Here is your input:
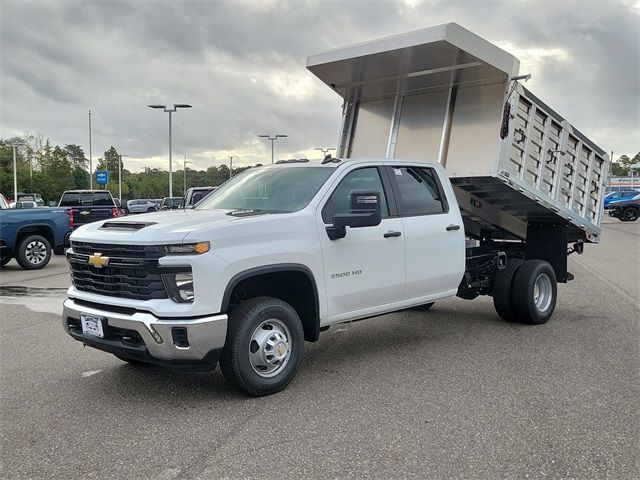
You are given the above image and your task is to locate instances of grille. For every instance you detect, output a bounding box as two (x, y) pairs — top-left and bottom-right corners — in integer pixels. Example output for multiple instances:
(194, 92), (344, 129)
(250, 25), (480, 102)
(71, 241), (163, 259)
(68, 241), (169, 300)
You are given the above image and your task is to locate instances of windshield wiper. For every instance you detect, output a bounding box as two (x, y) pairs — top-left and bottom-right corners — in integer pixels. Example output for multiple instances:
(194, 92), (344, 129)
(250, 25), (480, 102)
(226, 209), (269, 217)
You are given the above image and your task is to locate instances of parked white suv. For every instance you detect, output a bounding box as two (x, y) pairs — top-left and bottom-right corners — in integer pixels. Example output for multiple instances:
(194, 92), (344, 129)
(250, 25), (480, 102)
(126, 199), (159, 214)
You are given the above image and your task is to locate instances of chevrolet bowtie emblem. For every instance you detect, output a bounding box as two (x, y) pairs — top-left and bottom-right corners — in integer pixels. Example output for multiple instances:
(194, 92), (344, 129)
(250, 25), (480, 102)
(80, 210), (90, 215)
(88, 253), (109, 268)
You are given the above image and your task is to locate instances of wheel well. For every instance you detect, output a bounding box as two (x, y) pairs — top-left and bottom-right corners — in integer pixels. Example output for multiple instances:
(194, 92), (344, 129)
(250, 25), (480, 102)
(224, 268), (320, 342)
(16, 225), (54, 248)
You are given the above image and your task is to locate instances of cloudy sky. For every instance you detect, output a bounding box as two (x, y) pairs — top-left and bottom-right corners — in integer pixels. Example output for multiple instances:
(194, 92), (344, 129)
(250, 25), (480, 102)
(1, 0), (639, 172)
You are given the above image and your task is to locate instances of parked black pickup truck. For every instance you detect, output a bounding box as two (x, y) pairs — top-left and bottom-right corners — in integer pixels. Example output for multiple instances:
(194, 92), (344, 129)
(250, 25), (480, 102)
(58, 190), (118, 228)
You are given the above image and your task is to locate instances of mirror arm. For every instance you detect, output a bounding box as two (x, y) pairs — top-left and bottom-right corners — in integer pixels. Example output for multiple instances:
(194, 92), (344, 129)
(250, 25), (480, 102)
(325, 225), (346, 241)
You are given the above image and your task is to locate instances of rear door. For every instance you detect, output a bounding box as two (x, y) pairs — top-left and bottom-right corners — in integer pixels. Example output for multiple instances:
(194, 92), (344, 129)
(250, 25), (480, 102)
(317, 165), (405, 319)
(60, 192), (114, 227)
(385, 164), (465, 300)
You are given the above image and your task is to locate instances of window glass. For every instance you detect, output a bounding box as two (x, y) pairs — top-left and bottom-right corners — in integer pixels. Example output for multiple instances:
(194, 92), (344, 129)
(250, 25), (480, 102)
(197, 167), (334, 213)
(392, 167), (445, 215)
(322, 167), (388, 223)
(59, 193), (81, 206)
(93, 192), (114, 206)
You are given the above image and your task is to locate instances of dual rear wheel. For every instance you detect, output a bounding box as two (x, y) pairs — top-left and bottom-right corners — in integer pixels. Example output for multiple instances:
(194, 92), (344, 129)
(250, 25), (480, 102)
(493, 259), (557, 325)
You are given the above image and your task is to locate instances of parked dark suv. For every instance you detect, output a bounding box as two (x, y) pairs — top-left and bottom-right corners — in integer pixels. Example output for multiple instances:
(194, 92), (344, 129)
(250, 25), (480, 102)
(58, 190), (118, 228)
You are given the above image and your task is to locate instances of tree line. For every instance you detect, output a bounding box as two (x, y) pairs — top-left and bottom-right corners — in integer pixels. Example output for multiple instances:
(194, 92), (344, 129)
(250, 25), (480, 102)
(1, 133), (638, 203)
(0, 134), (250, 203)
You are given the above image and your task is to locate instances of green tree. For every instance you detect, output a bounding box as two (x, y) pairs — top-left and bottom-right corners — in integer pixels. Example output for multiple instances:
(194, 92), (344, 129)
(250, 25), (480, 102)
(65, 144), (88, 169)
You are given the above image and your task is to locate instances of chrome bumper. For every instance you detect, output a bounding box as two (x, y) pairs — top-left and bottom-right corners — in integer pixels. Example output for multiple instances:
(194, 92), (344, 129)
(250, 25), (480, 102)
(62, 297), (227, 363)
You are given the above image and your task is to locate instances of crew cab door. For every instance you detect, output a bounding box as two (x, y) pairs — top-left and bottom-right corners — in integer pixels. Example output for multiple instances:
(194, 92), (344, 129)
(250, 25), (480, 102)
(384, 164), (465, 300)
(317, 166), (405, 319)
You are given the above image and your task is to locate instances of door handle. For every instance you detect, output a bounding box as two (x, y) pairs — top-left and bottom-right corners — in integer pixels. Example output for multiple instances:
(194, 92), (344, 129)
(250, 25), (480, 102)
(446, 224), (460, 231)
(383, 231), (402, 238)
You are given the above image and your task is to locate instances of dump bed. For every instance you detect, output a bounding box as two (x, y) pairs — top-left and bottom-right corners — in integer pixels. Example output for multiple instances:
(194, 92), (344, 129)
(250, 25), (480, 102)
(307, 23), (609, 243)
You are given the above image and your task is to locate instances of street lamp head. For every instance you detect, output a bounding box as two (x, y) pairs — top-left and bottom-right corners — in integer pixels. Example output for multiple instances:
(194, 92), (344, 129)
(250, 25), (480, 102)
(148, 104), (166, 109)
(258, 135), (270, 138)
(276, 135), (287, 138)
(174, 104), (192, 109)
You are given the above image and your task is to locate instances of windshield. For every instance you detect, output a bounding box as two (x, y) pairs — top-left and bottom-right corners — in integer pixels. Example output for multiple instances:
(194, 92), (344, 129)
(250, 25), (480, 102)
(196, 166), (335, 213)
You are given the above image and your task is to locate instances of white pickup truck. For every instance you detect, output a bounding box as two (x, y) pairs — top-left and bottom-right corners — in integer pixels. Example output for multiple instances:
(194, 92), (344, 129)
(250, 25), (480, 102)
(62, 24), (609, 396)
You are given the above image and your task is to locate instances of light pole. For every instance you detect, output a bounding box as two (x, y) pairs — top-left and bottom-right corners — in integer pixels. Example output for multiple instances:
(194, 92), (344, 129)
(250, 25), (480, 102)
(10, 143), (25, 203)
(183, 154), (190, 196)
(148, 104), (192, 197)
(258, 134), (287, 164)
(315, 147), (336, 158)
(118, 154), (128, 201)
(88, 110), (93, 189)
(229, 156), (233, 179)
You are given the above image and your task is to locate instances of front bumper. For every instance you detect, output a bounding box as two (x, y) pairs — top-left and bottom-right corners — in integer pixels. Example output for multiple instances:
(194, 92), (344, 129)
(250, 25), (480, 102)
(62, 298), (228, 370)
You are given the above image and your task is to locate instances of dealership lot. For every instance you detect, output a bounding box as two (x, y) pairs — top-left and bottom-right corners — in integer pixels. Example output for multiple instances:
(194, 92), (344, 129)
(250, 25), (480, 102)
(0, 218), (638, 479)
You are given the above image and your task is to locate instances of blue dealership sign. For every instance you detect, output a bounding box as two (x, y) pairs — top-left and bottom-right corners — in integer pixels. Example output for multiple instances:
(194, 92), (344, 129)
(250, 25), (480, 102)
(95, 170), (108, 185)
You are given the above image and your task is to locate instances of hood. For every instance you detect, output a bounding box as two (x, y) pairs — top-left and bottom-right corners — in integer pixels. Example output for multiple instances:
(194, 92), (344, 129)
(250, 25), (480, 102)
(70, 209), (266, 244)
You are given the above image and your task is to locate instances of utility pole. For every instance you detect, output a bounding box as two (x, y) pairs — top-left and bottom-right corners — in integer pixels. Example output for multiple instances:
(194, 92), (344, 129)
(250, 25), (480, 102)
(183, 154), (190, 195)
(258, 134), (287, 163)
(315, 147), (336, 158)
(229, 156), (233, 179)
(10, 143), (25, 202)
(89, 110), (93, 189)
(118, 154), (128, 201)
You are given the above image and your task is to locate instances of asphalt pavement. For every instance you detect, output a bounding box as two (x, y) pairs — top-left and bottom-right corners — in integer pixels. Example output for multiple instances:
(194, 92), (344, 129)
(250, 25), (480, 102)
(0, 217), (638, 479)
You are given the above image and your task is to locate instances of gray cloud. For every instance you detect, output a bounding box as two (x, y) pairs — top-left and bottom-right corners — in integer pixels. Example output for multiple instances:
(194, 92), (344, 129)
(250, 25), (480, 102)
(1, 0), (638, 172)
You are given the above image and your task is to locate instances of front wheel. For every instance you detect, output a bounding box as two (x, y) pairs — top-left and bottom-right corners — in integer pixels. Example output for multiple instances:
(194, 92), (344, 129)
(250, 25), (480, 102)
(220, 296), (304, 396)
(512, 260), (557, 325)
(621, 207), (639, 222)
(16, 235), (52, 270)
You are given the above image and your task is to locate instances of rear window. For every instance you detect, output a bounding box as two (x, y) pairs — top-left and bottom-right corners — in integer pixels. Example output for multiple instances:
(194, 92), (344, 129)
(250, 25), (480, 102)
(59, 192), (114, 207)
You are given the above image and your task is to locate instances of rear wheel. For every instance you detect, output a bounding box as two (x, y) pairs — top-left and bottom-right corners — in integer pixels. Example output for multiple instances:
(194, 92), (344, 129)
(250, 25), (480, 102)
(512, 260), (557, 325)
(16, 235), (51, 270)
(146, 207), (155, 213)
(220, 296), (304, 396)
(492, 259), (523, 322)
(621, 207), (639, 222)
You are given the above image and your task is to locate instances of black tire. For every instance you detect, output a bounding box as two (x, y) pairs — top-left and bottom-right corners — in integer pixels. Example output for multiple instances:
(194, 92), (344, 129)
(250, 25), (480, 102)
(220, 296), (304, 397)
(492, 259), (523, 322)
(410, 302), (435, 311)
(512, 260), (557, 325)
(621, 207), (639, 222)
(0, 256), (11, 268)
(16, 235), (52, 270)
(147, 207), (155, 213)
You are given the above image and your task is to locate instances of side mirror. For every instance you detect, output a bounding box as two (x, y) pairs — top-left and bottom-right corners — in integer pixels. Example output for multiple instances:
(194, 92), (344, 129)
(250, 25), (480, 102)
(326, 189), (382, 240)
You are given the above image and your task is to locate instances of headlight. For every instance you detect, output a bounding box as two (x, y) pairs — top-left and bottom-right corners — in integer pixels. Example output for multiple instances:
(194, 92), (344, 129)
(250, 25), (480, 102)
(162, 242), (210, 255)
(162, 271), (194, 303)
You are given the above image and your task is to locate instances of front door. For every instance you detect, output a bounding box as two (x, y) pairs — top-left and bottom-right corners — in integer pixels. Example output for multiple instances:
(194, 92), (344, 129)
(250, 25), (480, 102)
(316, 166), (405, 320)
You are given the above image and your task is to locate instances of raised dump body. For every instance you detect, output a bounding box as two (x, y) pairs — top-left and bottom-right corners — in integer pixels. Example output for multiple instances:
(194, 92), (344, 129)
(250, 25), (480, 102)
(307, 23), (609, 244)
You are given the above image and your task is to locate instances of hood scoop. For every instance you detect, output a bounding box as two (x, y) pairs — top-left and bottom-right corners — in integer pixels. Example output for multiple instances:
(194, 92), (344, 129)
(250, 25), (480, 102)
(100, 221), (157, 231)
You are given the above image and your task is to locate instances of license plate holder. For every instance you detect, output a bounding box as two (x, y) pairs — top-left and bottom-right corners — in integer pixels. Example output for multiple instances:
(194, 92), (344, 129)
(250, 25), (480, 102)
(80, 314), (105, 338)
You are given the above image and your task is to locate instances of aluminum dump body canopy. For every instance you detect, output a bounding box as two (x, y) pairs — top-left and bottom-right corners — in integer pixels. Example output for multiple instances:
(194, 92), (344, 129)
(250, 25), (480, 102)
(307, 23), (609, 243)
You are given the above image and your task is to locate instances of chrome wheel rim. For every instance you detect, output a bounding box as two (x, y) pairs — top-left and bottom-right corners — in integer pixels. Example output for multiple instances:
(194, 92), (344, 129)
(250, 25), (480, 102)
(25, 241), (47, 265)
(249, 319), (291, 378)
(533, 273), (553, 312)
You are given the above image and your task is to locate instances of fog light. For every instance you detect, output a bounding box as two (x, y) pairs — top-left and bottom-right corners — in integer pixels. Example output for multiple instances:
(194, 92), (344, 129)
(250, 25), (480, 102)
(162, 272), (194, 303)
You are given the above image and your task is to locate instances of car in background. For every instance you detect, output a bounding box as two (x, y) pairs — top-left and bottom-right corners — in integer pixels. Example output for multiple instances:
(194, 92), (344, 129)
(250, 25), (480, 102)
(0, 192), (73, 269)
(126, 199), (159, 214)
(16, 193), (45, 207)
(183, 186), (217, 208)
(14, 200), (39, 209)
(603, 189), (640, 209)
(608, 194), (640, 222)
(58, 190), (118, 229)
(160, 197), (184, 210)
